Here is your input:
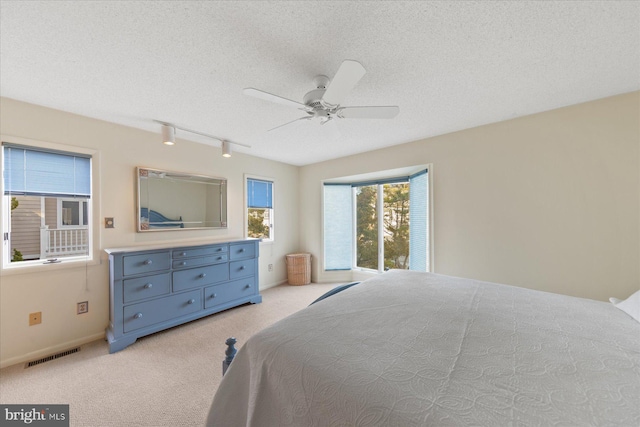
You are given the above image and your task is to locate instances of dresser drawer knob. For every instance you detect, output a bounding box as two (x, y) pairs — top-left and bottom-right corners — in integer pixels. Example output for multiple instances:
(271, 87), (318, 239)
(240, 266), (245, 270)
(199, 273), (207, 278)
(181, 261), (187, 266)
(144, 283), (153, 289)
(143, 259), (153, 265)
(181, 252), (187, 256)
(239, 248), (245, 253)
(244, 284), (251, 289)
(188, 299), (196, 304)
(210, 293), (217, 299)
(134, 312), (143, 319)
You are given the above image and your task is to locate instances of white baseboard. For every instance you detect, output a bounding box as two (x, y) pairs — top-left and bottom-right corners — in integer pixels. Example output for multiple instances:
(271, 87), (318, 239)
(0, 332), (105, 369)
(259, 279), (288, 291)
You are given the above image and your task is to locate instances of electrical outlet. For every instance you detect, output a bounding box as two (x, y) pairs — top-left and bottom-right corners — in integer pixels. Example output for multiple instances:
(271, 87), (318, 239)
(268, 264), (273, 272)
(104, 217), (115, 228)
(77, 301), (88, 315)
(29, 312), (41, 326)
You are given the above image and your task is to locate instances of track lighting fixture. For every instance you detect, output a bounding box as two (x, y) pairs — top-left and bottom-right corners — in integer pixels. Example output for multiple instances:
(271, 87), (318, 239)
(221, 140), (232, 157)
(153, 120), (250, 157)
(161, 125), (175, 145)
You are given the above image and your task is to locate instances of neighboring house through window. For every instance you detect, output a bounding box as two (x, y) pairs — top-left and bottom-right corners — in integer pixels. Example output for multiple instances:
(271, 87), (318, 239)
(324, 167), (431, 273)
(2, 142), (92, 266)
(59, 199), (89, 227)
(246, 176), (273, 241)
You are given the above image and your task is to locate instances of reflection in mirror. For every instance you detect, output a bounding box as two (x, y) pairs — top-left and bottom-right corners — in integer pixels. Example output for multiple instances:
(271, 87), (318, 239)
(137, 167), (227, 232)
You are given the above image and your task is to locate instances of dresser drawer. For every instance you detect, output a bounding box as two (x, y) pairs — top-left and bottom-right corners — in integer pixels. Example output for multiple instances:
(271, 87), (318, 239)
(229, 242), (256, 260)
(123, 273), (171, 303)
(204, 277), (257, 309)
(123, 290), (201, 333)
(173, 244), (227, 259)
(172, 254), (228, 269)
(172, 263), (229, 292)
(230, 259), (254, 279)
(123, 251), (171, 276)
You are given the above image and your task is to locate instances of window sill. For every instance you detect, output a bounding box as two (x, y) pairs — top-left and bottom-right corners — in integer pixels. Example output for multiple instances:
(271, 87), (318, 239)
(0, 256), (100, 276)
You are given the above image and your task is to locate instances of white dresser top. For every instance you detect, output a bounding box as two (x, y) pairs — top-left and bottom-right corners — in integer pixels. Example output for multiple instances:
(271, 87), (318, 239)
(104, 237), (259, 254)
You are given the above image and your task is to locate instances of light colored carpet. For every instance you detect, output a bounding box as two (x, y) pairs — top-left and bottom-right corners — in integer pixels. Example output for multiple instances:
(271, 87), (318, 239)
(0, 282), (339, 426)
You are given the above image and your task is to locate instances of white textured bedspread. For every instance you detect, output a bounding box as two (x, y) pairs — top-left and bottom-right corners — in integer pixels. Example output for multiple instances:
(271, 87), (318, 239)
(207, 271), (640, 426)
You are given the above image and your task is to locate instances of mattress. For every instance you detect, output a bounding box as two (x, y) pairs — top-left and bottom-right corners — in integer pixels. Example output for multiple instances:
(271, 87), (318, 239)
(207, 270), (640, 426)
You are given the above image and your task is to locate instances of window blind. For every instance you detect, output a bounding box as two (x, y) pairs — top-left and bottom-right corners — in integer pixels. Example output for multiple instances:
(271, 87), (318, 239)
(409, 169), (428, 271)
(247, 178), (273, 209)
(3, 144), (91, 198)
(323, 184), (353, 270)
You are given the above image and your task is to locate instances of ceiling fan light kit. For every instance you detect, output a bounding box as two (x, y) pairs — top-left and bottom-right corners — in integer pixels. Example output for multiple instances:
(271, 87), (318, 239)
(244, 59), (399, 131)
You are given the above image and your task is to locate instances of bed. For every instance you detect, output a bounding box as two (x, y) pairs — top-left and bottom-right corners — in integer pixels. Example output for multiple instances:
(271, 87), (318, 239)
(139, 207), (184, 229)
(207, 270), (640, 426)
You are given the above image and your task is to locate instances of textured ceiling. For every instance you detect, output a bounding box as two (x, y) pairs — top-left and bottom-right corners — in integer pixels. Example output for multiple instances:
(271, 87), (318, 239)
(1, 1), (638, 166)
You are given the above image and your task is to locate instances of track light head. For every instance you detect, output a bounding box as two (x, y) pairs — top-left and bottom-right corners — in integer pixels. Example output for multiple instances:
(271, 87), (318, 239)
(222, 140), (232, 158)
(161, 125), (175, 145)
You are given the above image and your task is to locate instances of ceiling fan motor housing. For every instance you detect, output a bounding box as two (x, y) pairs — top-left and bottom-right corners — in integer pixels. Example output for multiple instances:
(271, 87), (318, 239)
(313, 75), (330, 89)
(303, 75), (334, 109)
(303, 88), (328, 109)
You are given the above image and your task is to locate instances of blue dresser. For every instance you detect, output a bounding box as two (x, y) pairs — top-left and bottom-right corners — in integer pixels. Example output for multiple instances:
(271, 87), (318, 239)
(106, 239), (261, 353)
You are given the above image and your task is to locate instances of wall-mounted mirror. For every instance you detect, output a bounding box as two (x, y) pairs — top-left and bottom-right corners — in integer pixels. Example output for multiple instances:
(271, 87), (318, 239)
(137, 167), (227, 232)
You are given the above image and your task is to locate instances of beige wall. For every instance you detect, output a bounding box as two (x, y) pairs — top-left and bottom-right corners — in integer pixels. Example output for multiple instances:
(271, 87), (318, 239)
(1, 92), (638, 368)
(300, 92), (640, 302)
(0, 97), (300, 368)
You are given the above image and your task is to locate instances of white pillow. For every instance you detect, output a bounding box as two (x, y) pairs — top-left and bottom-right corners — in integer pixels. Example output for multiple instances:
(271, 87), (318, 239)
(610, 290), (640, 322)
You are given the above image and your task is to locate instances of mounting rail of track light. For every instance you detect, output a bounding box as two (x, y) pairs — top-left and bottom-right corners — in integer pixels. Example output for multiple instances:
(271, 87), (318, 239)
(153, 120), (250, 157)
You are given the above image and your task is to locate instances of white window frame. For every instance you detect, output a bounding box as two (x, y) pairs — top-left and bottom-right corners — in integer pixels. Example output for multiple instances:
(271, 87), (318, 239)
(1, 135), (99, 271)
(244, 174), (274, 242)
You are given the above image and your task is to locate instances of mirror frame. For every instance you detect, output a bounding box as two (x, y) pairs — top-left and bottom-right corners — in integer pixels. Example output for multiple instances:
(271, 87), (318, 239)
(136, 167), (227, 232)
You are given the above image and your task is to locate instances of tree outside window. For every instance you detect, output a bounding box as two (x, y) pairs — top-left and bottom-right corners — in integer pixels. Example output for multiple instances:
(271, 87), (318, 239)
(356, 182), (410, 271)
(248, 208), (270, 239)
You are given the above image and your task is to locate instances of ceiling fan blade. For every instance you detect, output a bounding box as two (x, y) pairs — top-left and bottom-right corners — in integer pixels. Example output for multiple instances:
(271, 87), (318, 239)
(243, 88), (311, 111)
(268, 116), (312, 132)
(321, 60), (366, 107)
(337, 106), (400, 119)
(322, 118), (341, 140)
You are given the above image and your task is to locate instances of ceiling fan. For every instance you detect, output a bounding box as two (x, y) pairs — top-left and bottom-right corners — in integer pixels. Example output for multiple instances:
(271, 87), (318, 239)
(243, 60), (399, 131)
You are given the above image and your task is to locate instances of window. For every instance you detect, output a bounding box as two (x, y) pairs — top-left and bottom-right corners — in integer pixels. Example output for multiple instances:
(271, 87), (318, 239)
(59, 199), (89, 227)
(324, 169), (430, 272)
(246, 177), (273, 241)
(2, 142), (92, 265)
(355, 184), (379, 269)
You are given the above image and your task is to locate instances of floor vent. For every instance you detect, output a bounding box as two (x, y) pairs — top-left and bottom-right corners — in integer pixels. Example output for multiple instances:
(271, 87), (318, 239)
(25, 347), (81, 368)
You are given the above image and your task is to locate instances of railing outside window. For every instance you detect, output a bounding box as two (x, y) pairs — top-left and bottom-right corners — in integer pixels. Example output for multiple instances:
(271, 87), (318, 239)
(40, 226), (88, 258)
